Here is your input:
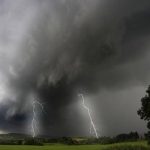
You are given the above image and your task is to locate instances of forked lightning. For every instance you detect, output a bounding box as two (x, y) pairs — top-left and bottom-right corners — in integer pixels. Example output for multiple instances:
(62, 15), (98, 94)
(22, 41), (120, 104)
(31, 97), (44, 138)
(78, 94), (98, 138)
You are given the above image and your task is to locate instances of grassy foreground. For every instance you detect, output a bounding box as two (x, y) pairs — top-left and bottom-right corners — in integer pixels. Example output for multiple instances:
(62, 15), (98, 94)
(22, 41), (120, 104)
(0, 141), (149, 150)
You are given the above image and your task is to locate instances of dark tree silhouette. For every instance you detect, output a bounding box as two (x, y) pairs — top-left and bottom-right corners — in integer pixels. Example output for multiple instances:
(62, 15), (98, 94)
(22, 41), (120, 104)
(138, 85), (150, 142)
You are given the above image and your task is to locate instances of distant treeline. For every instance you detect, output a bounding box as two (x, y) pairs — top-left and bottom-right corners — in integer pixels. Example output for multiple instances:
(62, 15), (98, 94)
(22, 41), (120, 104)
(50, 132), (140, 145)
(0, 138), (43, 146)
(0, 132), (142, 145)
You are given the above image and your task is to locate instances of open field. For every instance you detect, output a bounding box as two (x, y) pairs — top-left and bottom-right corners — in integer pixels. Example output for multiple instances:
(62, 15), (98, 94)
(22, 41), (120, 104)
(0, 141), (149, 150)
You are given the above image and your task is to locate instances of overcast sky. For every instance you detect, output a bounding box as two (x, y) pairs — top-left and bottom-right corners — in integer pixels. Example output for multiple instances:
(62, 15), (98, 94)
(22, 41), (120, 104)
(0, 0), (150, 137)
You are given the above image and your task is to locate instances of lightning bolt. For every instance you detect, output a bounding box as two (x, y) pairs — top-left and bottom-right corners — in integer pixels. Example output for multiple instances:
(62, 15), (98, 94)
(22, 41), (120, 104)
(78, 94), (98, 138)
(31, 97), (44, 138)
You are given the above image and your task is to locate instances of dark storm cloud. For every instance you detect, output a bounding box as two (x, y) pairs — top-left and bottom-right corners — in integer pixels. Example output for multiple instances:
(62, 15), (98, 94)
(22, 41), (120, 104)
(0, 0), (150, 136)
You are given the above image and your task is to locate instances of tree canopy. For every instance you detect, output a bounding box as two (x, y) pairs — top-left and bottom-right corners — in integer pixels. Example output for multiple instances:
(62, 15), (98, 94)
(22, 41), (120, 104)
(138, 85), (150, 142)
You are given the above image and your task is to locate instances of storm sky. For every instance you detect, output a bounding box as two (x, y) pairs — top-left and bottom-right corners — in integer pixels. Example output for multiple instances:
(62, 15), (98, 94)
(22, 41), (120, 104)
(0, 0), (150, 137)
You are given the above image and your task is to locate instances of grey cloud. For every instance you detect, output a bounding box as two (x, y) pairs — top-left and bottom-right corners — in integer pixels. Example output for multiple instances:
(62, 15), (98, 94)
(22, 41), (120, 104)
(0, 0), (150, 136)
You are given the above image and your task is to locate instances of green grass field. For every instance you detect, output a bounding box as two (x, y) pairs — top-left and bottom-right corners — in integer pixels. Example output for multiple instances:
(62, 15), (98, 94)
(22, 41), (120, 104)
(0, 141), (149, 150)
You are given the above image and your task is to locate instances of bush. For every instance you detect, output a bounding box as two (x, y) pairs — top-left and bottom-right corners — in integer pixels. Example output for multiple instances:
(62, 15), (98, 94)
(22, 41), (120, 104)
(59, 137), (75, 145)
(147, 140), (150, 145)
(97, 137), (115, 145)
(24, 138), (43, 146)
(0, 139), (23, 145)
(104, 145), (149, 150)
(115, 132), (139, 142)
